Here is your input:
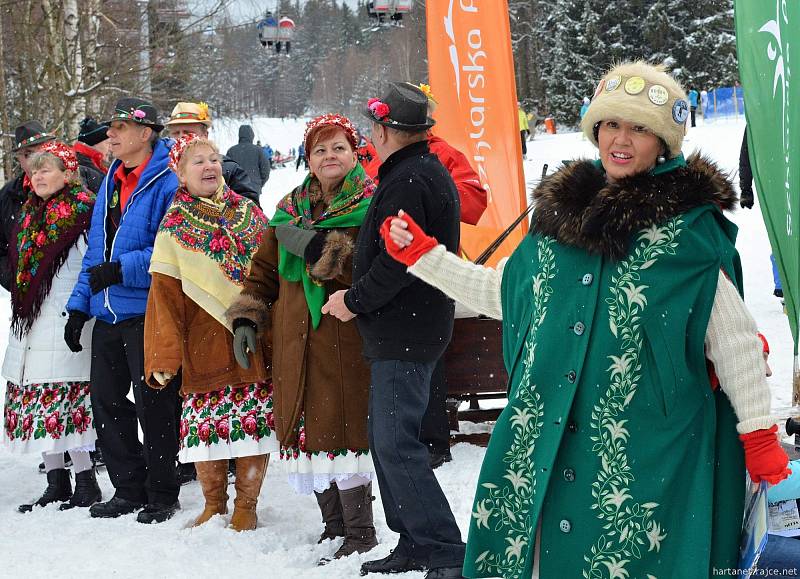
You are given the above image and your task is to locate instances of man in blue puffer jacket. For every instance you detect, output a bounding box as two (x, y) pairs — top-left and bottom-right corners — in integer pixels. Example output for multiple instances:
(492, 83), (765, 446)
(64, 97), (181, 524)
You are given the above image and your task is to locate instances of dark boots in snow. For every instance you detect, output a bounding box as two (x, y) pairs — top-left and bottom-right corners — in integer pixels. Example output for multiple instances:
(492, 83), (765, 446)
(19, 468), (72, 513)
(333, 482), (378, 558)
(315, 482), (345, 543)
(59, 469), (102, 510)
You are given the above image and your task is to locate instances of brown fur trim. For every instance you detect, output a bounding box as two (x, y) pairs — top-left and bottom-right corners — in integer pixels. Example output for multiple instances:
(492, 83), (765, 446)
(225, 293), (271, 334)
(307, 178), (340, 207)
(310, 230), (354, 281)
(531, 152), (737, 260)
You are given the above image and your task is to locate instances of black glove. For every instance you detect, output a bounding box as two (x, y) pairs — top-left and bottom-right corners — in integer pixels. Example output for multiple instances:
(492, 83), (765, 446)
(64, 311), (89, 353)
(304, 231), (329, 265)
(232, 318), (258, 369)
(740, 189), (754, 209)
(88, 261), (122, 294)
(274, 223), (318, 258)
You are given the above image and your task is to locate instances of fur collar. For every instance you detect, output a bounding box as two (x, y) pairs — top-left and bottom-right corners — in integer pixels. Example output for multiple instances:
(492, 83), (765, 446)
(531, 153), (737, 260)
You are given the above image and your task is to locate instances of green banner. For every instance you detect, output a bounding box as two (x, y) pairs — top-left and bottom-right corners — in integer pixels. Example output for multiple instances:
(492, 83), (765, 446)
(735, 0), (800, 352)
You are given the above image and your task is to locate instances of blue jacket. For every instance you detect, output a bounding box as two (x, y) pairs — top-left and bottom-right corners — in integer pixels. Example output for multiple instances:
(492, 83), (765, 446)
(688, 89), (699, 108)
(67, 139), (177, 324)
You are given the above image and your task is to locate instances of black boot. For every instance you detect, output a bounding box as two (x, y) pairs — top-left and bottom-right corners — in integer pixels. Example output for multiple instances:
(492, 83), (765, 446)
(59, 469), (102, 510)
(314, 483), (344, 543)
(360, 549), (427, 575)
(91, 446), (105, 469)
(89, 496), (145, 518)
(19, 468), (72, 513)
(176, 461), (197, 485)
(332, 483), (377, 559)
(136, 500), (181, 524)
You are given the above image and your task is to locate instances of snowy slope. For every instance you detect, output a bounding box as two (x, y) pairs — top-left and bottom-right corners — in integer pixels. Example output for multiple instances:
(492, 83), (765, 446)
(0, 116), (793, 579)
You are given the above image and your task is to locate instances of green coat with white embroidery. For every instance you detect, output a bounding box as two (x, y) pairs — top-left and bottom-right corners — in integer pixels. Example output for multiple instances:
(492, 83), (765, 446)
(464, 155), (745, 579)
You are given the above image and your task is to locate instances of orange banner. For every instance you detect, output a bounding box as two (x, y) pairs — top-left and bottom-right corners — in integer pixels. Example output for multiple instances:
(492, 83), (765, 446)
(426, 0), (527, 267)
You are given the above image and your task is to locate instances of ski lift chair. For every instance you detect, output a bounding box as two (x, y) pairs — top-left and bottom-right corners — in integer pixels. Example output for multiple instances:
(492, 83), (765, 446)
(276, 17), (295, 54)
(369, 0), (413, 25)
(257, 12), (279, 48)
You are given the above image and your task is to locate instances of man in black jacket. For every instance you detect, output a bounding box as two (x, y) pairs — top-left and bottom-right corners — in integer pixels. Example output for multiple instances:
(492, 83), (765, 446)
(323, 83), (465, 579)
(226, 124), (270, 191)
(165, 102), (262, 206)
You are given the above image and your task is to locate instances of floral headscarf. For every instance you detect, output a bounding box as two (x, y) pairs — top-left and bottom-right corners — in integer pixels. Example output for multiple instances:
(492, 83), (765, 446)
(10, 150), (95, 336)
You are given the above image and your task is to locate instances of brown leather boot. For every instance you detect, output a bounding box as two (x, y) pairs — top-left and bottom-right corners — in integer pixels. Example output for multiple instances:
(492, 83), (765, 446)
(229, 454), (268, 531)
(332, 482), (378, 558)
(192, 460), (229, 527)
(314, 483), (344, 543)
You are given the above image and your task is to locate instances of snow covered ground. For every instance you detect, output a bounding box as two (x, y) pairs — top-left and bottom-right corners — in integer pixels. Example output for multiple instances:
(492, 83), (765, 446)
(0, 115), (793, 578)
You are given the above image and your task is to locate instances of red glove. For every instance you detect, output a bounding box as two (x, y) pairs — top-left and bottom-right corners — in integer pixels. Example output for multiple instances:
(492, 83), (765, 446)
(379, 213), (438, 267)
(739, 425), (792, 485)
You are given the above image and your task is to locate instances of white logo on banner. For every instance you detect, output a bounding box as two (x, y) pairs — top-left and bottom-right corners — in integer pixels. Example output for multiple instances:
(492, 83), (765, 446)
(443, 0), (493, 201)
(759, 0), (792, 237)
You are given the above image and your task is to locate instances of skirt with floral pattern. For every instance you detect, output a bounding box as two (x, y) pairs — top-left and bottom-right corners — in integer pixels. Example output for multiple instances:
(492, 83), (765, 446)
(179, 381), (279, 463)
(281, 413), (374, 495)
(3, 381), (97, 455)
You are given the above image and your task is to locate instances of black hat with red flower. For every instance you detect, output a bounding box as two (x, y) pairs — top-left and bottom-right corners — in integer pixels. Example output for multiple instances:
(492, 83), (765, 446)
(362, 82), (435, 131)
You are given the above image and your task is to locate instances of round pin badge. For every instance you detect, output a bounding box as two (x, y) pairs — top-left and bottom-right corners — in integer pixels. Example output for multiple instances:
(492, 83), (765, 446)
(593, 79), (605, 98)
(605, 76), (621, 92)
(672, 99), (689, 124)
(624, 76), (645, 95)
(648, 85), (669, 105)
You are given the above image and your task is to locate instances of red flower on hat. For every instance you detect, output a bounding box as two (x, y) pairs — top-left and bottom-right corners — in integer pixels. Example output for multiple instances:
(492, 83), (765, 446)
(367, 98), (390, 121)
(133, 109), (146, 119)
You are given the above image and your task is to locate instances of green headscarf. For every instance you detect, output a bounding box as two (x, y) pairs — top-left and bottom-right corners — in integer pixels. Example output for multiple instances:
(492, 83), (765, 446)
(269, 163), (375, 328)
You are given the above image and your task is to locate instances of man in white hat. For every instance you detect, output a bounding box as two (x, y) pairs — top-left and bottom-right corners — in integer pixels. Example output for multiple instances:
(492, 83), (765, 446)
(165, 102), (261, 206)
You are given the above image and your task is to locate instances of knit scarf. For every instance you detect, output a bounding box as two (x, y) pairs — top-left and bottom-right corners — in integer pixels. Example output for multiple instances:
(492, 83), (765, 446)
(150, 185), (267, 328)
(10, 184), (95, 337)
(270, 163), (375, 329)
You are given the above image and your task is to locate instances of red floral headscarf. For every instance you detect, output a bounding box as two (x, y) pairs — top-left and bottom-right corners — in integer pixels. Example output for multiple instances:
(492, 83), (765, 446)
(168, 133), (201, 174)
(39, 141), (79, 173)
(303, 114), (359, 158)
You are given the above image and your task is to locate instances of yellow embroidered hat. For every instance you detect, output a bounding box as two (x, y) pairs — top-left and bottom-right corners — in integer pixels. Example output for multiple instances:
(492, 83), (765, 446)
(581, 61), (688, 159)
(165, 102), (212, 127)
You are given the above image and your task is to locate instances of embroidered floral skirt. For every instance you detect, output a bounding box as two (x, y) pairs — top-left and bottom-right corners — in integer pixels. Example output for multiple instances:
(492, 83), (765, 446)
(179, 381), (279, 463)
(3, 381), (97, 455)
(281, 414), (374, 495)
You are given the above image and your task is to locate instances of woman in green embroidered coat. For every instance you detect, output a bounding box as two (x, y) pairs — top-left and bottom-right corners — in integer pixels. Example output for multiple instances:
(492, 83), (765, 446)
(380, 61), (791, 579)
(227, 114), (378, 561)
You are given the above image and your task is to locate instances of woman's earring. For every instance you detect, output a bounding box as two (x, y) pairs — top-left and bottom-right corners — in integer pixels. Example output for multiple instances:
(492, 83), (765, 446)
(657, 155), (666, 164)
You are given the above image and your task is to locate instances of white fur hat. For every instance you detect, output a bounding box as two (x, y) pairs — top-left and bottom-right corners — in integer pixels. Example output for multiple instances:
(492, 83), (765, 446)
(580, 61), (688, 158)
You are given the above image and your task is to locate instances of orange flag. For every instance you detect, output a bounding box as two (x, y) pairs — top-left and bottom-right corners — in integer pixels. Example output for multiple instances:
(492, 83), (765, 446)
(426, 0), (527, 267)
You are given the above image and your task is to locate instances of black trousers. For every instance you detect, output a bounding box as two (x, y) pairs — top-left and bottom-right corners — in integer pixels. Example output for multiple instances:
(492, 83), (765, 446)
(520, 131), (528, 156)
(420, 358), (450, 455)
(369, 359), (465, 569)
(690, 106), (697, 127)
(90, 316), (180, 504)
